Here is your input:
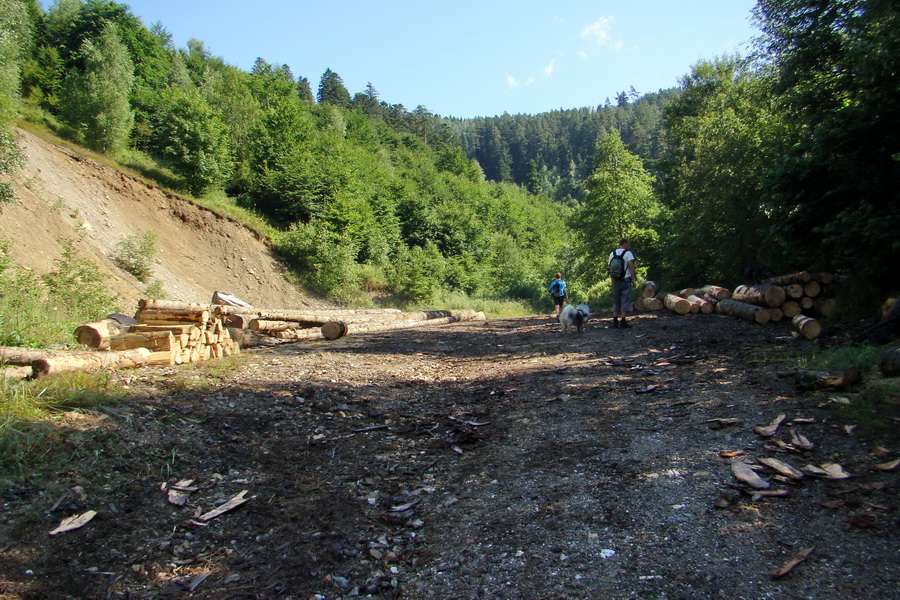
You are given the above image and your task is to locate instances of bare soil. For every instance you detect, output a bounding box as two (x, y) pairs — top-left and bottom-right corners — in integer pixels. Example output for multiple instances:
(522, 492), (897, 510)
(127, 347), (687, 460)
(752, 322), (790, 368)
(1, 312), (899, 600)
(1, 128), (898, 600)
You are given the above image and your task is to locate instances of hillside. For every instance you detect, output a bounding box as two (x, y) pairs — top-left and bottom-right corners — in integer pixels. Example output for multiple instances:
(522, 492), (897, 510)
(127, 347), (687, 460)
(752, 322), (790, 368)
(1, 128), (333, 312)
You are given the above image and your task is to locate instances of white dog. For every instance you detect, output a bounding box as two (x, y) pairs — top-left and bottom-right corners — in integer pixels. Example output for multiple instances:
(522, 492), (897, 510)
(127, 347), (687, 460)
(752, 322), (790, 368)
(559, 303), (591, 333)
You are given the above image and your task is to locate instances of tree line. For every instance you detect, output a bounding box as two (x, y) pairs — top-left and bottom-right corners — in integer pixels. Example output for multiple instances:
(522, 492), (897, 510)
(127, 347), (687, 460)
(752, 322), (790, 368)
(1, 0), (896, 314)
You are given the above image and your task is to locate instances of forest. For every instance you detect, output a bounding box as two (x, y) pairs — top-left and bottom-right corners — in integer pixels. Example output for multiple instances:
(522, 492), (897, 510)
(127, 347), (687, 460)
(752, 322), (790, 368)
(1, 0), (898, 315)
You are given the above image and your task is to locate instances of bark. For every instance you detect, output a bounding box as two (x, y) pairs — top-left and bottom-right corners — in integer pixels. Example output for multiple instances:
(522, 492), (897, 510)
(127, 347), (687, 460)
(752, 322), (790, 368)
(664, 294), (691, 316)
(676, 288), (696, 299)
(732, 284), (787, 308)
(1, 366), (32, 380)
(32, 348), (152, 377)
(321, 312), (486, 341)
(765, 271), (811, 285)
(880, 347), (900, 377)
(138, 299), (211, 312)
(686, 295), (714, 314)
(699, 285), (731, 301)
(137, 308), (210, 324)
(639, 281), (658, 299)
(715, 299), (771, 324)
(73, 318), (132, 349)
(634, 297), (663, 311)
(108, 331), (175, 351)
(0, 346), (61, 366)
(792, 315), (822, 339)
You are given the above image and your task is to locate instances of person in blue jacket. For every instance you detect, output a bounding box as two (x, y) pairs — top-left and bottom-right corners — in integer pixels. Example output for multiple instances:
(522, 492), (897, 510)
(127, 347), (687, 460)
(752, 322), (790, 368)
(549, 273), (567, 319)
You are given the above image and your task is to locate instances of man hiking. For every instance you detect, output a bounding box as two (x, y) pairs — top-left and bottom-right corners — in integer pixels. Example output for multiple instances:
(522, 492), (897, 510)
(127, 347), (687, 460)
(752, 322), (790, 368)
(608, 238), (636, 328)
(549, 273), (567, 320)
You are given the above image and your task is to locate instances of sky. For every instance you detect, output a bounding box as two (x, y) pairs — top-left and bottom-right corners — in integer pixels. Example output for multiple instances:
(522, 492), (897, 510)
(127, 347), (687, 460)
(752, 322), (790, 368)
(57, 0), (761, 119)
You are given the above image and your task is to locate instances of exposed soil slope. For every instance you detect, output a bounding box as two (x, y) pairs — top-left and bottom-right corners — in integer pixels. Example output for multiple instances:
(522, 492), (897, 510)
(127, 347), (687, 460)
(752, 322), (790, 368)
(1, 128), (327, 311)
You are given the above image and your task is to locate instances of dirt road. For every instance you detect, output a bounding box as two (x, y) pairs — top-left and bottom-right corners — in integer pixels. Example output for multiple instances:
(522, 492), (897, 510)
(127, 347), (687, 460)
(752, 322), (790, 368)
(1, 311), (897, 599)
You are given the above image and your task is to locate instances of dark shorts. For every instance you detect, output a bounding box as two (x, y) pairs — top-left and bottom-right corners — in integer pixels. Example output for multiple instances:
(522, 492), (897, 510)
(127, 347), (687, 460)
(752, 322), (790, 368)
(552, 294), (565, 307)
(612, 279), (632, 312)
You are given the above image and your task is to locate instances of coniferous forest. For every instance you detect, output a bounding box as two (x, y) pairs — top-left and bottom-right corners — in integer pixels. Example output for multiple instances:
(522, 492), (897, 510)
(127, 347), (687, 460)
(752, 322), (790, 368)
(1, 0), (897, 314)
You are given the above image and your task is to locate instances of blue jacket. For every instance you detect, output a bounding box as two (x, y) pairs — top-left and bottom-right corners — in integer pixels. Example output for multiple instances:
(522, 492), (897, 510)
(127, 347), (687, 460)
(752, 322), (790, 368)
(549, 279), (567, 296)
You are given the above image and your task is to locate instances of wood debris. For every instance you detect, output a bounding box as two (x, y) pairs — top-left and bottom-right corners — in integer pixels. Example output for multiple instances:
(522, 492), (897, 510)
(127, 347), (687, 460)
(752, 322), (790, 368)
(195, 490), (253, 522)
(758, 457), (805, 480)
(874, 458), (900, 471)
(731, 459), (770, 489)
(753, 414), (787, 438)
(166, 479), (198, 506)
(49, 510), (97, 536)
(771, 547), (814, 579)
(789, 429), (814, 451)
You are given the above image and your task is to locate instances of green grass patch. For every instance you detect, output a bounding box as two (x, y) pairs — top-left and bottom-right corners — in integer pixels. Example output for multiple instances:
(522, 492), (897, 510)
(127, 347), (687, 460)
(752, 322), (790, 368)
(796, 344), (883, 373)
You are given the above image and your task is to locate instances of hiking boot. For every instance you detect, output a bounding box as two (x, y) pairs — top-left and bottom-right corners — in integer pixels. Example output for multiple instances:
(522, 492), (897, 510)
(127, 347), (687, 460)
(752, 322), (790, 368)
(620, 320), (631, 329)
(611, 320), (619, 328)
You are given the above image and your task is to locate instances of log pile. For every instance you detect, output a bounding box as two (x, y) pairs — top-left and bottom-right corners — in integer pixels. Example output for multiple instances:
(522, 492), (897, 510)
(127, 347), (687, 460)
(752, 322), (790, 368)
(635, 271), (837, 339)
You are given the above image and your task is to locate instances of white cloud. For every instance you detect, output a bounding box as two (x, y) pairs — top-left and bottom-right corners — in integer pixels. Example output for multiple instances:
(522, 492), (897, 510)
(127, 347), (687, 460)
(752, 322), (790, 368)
(582, 16), (614, 45)
(543, 59), (556, 77)
(577, 49), (588, 59)
(506, 74), (519, 87)
(524, 76), (535, 86)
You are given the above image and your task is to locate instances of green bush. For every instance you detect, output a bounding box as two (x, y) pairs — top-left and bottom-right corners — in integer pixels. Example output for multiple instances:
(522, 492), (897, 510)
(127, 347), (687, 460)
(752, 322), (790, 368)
(113, 231), (157, 282)
(275, 221), (360, 302)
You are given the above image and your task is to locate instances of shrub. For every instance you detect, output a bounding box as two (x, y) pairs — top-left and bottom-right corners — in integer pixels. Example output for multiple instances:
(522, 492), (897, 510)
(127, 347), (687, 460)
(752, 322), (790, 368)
(113, 231), (157, 282)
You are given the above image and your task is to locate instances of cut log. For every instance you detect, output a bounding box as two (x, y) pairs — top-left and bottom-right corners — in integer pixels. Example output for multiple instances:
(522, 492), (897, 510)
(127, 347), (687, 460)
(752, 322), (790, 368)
(803, 280), (821, 298)
(783, 283), (804, 299)
(765, 271), (811, 285)
(137, 308), (210, 324)
(32, 348), (152, 377)
(108, 331), (175, 352)
(249, 319), (302, 332)
(794, 367), (860, 391)
(138, 299), (211, 312)
(732, 284), (787, 308)
(799, 296), (814, 309)
(686, 295), (714, 314)
(768, 308), (784, 322)
(880, 347), (900, 377)
(664, 294), (691, 316)
(811, 272), (833, 285)
(221, 313), (256, 328)
(699, 285), (731, 300)
(73, 318), (132, 349)
(715, 299), (771, 324)
(639, 281), (657, 299)
(792, 315), (821, 339)
(321, 312), (486, 341)
(634, 297), (663, 311)
(883, 297), (898, 318)
(780, 300), (801, 318)
(0, 346), (61, 366)
(812, 297), (836, 318)
(1, 366), (32, 380)
(211, 291), (253, 308)
(676, 288), (696, 299)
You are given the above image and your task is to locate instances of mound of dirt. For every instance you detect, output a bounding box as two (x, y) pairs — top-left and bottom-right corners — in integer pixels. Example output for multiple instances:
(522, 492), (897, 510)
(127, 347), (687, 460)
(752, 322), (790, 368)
(1, 128), (331, 312)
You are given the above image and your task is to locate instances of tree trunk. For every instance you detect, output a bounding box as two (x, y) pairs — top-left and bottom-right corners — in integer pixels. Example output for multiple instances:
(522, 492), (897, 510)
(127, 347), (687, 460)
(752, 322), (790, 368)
(321, 312), (486, 341)
(792, 315), (822, 339)
(781, 300), (801, 318)
(803, 280), (821, 298)
(686, 295), (714, 314)
(765, 271), (811, 285)
(783, 284), (804, 299)
(715, 299), (771, 324)
(664, 294), (691, 315)
(794, 367), (859, 391)
(139, 299), (211, 312)
(639, 281), (657, 299)
(137, 308), (210, 324)
(699, 285), (731, 300)
(108, 331), (175, 351)
(0, 346), (61, 366)
(1, 366), (32, 380)
(32, 348), (152, 378)
(732, 284), (787, 308)
(676, 288), (695, 299)
(634, 297), (663, 311)
(73, 318), (132, 349)
(249, 319), (305, 332)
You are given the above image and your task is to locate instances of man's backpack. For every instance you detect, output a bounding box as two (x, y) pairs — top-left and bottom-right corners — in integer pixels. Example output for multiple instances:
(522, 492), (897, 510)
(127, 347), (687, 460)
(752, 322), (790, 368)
(609, 249), (627, 280)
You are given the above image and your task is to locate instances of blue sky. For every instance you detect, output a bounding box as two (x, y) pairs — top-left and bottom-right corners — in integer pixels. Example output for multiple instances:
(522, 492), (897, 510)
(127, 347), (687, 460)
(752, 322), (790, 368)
(70, 0), (760, 118)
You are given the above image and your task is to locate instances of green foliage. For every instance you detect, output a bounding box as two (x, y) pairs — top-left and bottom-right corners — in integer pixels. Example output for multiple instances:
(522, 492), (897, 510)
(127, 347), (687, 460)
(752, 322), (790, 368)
(0, 129), (24, 205)
(573, 130), (659, 284)
(41, 246), (119, 318)
(58, 21), (134, 154)
(387, 242), (446, 304)
(112, 231), (157, 282)
(317, 68), (351, 108)
(0, 0), (32, 122)
(797, 345), (883, 373)
(150, 86), (233, 195)
(274, 221), (361, 303)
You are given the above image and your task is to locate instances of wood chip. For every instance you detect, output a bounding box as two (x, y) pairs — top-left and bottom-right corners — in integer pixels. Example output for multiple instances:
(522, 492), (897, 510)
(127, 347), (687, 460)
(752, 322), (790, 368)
(753, 413), (787, 438)
(731, 459), (771, 489)
(49, 510), (97, 536)
(789, 429), (814, 451)
(759, 457), (805, 480)
(167, 479), (196, 506)
(874, 458), (900, 471)
(771, 547), (814, 579)
(821, 463), (852, 479)
(719, 450), (744, 458)
(196, 490), (253, 522)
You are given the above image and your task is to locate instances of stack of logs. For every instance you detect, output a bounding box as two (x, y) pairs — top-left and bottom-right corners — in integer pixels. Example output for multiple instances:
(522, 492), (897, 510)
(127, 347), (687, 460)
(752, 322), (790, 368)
(634, 272), (835, 340)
